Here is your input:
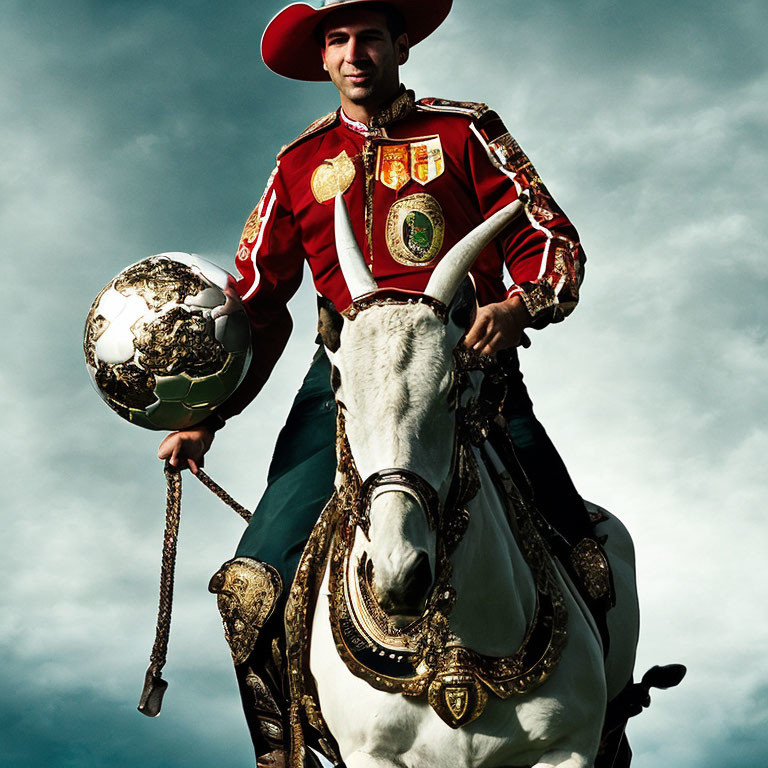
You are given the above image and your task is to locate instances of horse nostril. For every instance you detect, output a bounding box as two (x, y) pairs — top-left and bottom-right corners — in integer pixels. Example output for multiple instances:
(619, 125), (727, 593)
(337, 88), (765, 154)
(401, 552), (432, 606)
(372, 552), (433, 622)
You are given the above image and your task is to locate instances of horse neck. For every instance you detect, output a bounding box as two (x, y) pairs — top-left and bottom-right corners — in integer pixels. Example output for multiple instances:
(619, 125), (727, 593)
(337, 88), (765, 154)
(446, 449), (538, 656)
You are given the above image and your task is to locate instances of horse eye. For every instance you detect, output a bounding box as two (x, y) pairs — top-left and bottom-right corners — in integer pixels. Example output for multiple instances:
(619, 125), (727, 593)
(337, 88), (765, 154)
(331, 366), (342, 392)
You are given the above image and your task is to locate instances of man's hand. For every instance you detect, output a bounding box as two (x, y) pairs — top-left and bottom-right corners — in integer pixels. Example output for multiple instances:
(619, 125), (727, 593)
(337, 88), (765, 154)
(158, 424), (215, 474)
(464, 296), (531, 355)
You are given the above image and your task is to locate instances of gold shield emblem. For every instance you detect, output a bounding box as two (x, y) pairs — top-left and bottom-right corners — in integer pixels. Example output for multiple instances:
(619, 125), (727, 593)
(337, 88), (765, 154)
(411, 137), (444, 186)
(311, 150), (356, 203)
(376, 143), (411, 191)
(385, 193), (445, 266)
(445, 686), (469, 720)
(427, 674), (489, 729)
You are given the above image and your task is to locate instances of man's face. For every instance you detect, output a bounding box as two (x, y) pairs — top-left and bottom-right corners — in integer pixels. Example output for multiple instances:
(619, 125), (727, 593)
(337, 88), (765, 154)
(321, 8), (408, 109)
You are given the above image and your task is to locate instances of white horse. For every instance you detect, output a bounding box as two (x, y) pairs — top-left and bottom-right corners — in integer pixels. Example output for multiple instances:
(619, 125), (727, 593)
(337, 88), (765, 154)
(304, 196), (640, 768)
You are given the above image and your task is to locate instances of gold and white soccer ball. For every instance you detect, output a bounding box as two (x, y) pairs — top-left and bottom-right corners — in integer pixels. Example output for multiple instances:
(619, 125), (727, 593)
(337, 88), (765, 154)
(84, 252), (251, 431)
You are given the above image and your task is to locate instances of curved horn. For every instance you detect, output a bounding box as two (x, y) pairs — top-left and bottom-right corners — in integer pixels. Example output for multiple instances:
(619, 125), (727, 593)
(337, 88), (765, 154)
(423, 199), (525, 305)
(334, 192), (378, 301)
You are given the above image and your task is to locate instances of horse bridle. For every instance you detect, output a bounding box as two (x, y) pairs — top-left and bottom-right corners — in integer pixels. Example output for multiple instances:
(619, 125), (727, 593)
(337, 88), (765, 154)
(357, 468), (441, 536)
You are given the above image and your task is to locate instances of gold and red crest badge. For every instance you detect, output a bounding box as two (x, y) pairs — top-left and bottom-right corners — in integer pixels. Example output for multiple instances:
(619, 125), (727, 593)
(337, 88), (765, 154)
(376, 136), (445, 192)
(377, 144), (411, 191)
(410, 137), (444, 185)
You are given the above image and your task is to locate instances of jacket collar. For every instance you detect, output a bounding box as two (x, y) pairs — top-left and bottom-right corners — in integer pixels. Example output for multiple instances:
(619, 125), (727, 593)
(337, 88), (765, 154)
(340, 87), (415, 136)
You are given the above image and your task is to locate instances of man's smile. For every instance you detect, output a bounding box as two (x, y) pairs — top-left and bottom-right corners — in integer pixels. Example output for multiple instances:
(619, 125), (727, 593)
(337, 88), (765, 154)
(345, 72), (372, 84)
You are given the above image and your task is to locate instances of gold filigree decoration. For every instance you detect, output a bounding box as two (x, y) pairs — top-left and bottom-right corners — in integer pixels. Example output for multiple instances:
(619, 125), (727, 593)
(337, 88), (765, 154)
(570, 539), (612, 602)
(114, 257), (208, 311)
(517, 236), (581, 327)
(327, 454), (568, 727)
(311, 150), (356, 204)
(427, 657), (489, 728)
(94, 360), (156, 410)
(363, 139), (376, 258)
(368, 89), (416, 130)
(481, 129), (584, 328)
(285, 494), (345, 768)
(343, 292), (448, 323)
(385, 193), (445, 266)
(132, 306), (225, 377)
(241, 206), (263, 245)
(238, 165), (280, 255)
(208, 558), (282, 665)
(518, 281), (557, 321)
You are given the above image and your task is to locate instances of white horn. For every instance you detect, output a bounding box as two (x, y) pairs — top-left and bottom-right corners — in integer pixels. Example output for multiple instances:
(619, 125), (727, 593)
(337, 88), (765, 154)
(334, 192), (378, 301)
(423, 199), (525, 305)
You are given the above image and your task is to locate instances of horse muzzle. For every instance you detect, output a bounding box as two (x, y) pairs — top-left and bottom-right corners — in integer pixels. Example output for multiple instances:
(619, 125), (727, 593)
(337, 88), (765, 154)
(361, 475), (439, 626)
(371, 549), (433, 628)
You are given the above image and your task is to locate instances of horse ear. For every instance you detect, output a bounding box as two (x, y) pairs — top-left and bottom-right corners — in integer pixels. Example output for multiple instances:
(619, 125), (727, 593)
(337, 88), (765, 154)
(317, 296), (343, 353)
(448, 277), (477, 333)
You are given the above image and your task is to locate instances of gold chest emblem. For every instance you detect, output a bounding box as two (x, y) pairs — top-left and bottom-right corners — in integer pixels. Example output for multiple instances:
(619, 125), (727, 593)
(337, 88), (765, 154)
(376, 136), (445, 192)
(411, 137), (444, 185)
(376, 143), (411, 191)
(385, 193), (445, 266)
(311, 150), (356, 203)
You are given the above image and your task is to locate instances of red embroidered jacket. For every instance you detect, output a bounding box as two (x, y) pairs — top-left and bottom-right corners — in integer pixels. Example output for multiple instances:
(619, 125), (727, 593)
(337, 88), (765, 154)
(220, 90), (584, 420)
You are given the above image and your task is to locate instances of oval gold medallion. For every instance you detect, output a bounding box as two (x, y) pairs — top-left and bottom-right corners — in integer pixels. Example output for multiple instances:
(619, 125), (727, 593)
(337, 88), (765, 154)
(385, 193), (445, 266)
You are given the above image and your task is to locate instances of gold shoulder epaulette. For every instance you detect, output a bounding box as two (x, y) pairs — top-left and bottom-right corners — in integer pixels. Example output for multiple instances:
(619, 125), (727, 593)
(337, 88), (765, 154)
(277, 111), (339, 158)
(418, 97), (511, 145)
(416, 97), (491, 121)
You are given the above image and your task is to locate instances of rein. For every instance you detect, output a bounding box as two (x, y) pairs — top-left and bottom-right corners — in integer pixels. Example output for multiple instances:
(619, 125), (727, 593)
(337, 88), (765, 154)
(137, 464), (251, 717)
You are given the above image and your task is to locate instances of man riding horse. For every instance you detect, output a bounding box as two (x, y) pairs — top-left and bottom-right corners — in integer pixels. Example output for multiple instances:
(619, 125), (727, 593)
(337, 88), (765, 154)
(158, 1), (612, 763)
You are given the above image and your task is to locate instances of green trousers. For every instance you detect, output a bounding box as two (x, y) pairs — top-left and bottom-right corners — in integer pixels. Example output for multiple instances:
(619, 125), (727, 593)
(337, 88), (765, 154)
(236, 348), (587, 586)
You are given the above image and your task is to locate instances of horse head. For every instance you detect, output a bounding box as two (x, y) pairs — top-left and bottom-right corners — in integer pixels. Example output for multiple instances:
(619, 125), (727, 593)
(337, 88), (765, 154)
(321, 194), (523, 627)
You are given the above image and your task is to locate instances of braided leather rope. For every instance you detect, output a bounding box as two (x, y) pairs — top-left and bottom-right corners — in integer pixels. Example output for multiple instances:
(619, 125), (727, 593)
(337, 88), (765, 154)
(195, 468), (253, 524)
(137, 463), (251, 716)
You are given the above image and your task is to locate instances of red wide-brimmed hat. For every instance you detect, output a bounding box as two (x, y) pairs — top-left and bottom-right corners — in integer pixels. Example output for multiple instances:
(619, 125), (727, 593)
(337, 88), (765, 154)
(262, 0), (453, 81)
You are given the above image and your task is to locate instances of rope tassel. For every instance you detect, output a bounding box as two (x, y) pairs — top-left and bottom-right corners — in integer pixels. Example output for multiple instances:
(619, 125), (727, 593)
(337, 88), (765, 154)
(138, 462), (251, 717)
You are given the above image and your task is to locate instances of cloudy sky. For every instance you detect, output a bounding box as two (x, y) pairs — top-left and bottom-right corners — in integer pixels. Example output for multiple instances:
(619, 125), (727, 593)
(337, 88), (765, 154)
(2, 0), (766, 765)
